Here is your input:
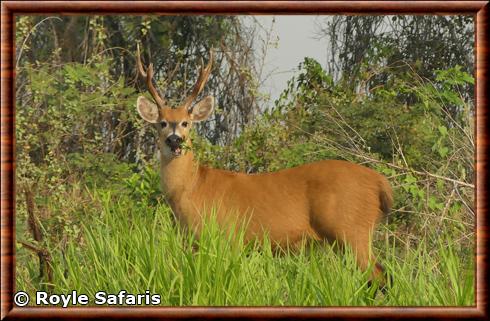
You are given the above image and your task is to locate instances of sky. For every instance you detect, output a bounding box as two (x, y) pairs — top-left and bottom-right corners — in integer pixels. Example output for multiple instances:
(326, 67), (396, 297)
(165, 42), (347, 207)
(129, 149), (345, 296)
(248, 16), (327, 107)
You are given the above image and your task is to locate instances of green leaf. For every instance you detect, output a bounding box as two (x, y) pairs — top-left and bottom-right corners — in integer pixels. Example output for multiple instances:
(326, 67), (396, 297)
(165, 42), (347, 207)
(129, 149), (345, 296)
(438, 126), (448, 136)
(438, 146), (449, 158)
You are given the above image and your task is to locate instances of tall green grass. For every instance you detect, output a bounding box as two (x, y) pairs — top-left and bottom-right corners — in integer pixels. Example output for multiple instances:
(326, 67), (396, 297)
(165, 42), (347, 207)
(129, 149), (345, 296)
(16, 190), (474, 306)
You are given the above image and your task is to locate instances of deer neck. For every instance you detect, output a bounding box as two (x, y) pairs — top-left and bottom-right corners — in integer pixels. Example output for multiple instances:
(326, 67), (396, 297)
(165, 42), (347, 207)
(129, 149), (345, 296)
(159, 150), (199, 200)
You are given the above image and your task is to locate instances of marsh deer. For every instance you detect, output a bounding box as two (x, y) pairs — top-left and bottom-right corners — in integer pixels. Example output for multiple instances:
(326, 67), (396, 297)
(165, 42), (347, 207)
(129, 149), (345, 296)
(135, 45), (393, 285)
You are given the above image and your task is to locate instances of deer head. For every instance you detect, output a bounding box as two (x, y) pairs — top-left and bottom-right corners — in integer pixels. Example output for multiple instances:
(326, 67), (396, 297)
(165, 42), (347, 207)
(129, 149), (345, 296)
(136, 44), (214, 158)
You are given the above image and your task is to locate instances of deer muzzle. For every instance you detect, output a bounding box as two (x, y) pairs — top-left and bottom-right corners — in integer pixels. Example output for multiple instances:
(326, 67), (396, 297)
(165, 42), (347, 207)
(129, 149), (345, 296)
(165, 134), (183, 156)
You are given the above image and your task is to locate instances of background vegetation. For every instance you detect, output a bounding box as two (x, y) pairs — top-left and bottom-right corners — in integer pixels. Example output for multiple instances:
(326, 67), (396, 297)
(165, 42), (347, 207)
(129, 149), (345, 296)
(15, 15), (475, 306)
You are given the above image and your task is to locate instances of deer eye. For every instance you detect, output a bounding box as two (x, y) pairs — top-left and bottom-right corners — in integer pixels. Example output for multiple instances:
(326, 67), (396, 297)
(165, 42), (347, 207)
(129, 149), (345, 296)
(181, 121), (188, 128)
(160, 121), (167, 128)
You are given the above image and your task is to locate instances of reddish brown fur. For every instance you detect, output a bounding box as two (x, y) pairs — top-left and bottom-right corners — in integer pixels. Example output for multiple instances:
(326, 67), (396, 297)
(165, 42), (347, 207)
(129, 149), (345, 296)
(161, 147), (393, 281)
(147, 108), (393, 286)
(135, 50), (393, 284)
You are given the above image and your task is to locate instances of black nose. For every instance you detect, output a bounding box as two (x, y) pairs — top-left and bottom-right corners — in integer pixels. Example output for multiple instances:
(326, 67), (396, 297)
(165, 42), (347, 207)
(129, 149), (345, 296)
(165, 135), (183, 148)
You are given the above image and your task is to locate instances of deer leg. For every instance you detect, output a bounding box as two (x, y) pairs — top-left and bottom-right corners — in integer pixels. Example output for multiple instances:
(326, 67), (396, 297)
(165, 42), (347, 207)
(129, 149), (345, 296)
(344, 231), (389, 291)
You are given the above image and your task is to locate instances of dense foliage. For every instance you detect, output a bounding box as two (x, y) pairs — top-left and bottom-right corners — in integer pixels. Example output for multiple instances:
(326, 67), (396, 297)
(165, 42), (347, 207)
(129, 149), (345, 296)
(15, 15), (475, 305)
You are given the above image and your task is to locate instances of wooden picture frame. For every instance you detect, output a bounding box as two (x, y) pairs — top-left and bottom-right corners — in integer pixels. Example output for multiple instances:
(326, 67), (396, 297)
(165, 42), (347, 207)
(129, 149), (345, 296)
(1, 1), (488, 319)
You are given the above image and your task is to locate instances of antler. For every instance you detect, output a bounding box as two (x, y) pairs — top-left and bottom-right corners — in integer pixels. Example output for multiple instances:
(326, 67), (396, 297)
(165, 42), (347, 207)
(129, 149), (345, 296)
(182, 49), (214, 111)
(136, 44), (166, 109)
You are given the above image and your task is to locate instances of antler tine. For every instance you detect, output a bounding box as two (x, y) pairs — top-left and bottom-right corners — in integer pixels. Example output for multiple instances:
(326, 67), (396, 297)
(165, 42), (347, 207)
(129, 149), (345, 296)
(136, 43), (166, 108)
(183, 49), (214, 110)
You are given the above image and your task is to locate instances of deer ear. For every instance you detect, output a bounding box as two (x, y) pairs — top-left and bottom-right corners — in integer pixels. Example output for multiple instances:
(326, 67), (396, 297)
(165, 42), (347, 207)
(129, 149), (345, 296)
(137, 96), (160, 123)
(189, 96), (214, 122)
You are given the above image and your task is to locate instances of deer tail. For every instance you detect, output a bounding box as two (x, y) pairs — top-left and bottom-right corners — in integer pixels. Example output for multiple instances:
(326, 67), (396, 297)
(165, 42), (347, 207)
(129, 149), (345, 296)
(379, 177), (393, 217)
